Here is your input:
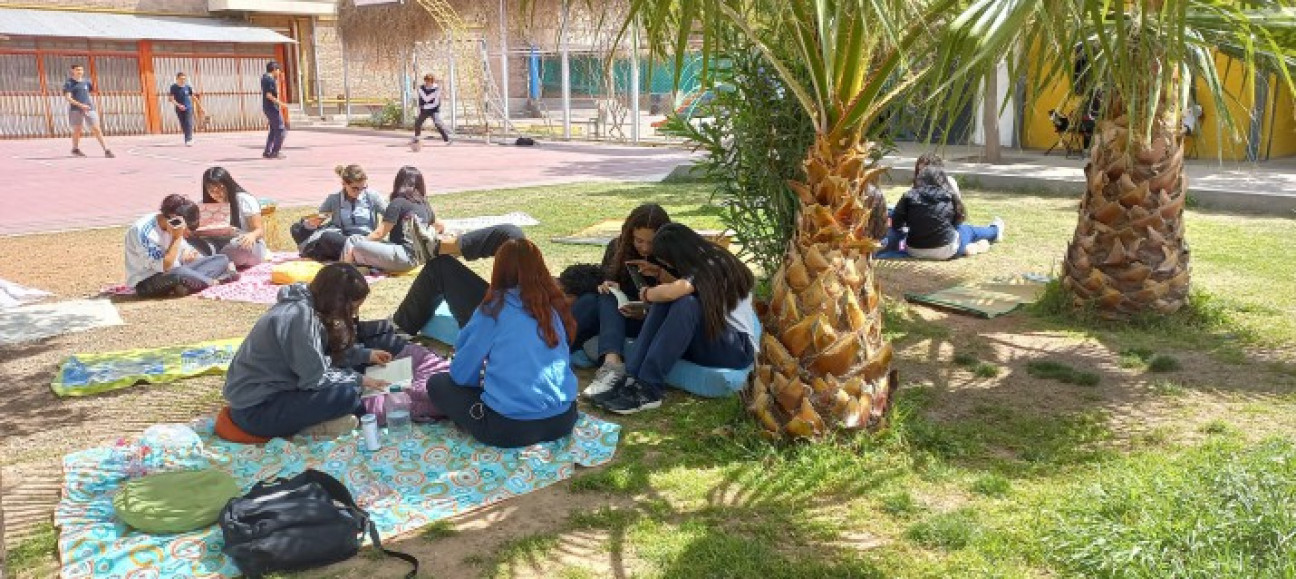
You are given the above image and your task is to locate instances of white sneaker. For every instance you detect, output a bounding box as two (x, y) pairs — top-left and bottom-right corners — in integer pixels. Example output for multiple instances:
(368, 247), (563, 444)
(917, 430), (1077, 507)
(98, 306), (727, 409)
(583, 361), (625, 398)
(185, 139), (193, 147)
(301, 415), (359, 439)
(991, 217), (1005, 242)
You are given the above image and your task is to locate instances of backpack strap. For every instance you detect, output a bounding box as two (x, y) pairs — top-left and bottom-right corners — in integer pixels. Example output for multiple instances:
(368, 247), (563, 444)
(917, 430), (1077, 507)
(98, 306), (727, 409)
(299, 470), (420, 579)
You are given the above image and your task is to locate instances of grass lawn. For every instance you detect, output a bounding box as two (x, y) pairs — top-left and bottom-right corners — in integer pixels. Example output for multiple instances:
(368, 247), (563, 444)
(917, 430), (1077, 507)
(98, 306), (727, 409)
(3, 181), (1295, 578)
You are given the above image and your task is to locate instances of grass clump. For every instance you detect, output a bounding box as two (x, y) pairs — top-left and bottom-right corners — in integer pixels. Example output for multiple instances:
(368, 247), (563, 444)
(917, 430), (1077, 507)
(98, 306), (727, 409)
(1027, 360), (1101, 386)
(879, 491), (921, 517)
(6, 522), (57, 576)
(419, 520), (457, 541)
(1149, 379), (1187, 397)
(1119, 347), (1157, 369)
(973, 363), (1001, 378)
(953, 352), (979, 367)
(1147, 354), (1183, 373)
(906, 509), (980, 550)
(969, 475), (1012, 498)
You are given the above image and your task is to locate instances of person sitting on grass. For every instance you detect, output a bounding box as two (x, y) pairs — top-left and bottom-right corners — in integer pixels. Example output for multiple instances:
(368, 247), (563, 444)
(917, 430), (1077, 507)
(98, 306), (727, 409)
(223, 264), (399, 440)
(339, 166), (434, 274)
(425, 239), (578, 448)
(125, 193), (237, 298)
(390, 223), (527, 336)
(570, 203), (673, 398)
(290, 164), (387, 262)
(888, 165), (1004, 260)
(591, 223), (759, 415)
(195, 166), (267, 269)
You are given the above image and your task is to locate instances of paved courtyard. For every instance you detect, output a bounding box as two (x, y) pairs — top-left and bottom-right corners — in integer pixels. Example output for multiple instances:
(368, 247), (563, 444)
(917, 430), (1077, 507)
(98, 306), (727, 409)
(1, 129), (696, 236)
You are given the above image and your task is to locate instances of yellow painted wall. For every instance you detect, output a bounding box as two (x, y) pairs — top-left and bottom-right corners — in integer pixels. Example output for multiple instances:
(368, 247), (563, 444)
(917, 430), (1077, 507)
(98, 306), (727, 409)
(1021, 50), (1295, 160)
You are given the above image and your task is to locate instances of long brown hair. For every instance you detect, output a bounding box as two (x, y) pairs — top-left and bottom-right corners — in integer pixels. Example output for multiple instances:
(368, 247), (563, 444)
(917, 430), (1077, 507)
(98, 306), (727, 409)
(606, 203), (671, 280)
(481, 239), (575, 348)
(651, 224), (754, 340)
(308, 263), (370, 365)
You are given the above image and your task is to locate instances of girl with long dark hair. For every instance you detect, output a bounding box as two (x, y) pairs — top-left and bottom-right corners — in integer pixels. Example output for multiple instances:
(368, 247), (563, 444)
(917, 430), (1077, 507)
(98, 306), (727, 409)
(223, 263), (404, 439)
(890, 165), (1004, 260)
(592, 223), (759, 414)
(425, 239), (579, 448)
(196, 166), (267, 268)
(569, 203), (672, 397)
(340, 165), (437, 274)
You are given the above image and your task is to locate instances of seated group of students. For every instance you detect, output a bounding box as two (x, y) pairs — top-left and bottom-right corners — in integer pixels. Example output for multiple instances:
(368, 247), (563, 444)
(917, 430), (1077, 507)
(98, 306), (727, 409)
(126, 165), (756, 449)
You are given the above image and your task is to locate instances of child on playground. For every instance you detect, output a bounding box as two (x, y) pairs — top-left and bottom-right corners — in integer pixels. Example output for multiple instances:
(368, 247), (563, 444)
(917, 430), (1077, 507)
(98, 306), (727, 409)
(124, 194), (237, 298)
(569, 203), (673, 398)
(425, 239), (578, 448)
(223, 264), (407, 439)
(590, 223), (760, 415)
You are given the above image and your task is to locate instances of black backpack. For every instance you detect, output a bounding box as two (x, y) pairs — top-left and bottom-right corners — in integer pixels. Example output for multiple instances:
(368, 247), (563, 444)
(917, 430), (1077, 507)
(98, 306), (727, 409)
(219, 469), (419, 578)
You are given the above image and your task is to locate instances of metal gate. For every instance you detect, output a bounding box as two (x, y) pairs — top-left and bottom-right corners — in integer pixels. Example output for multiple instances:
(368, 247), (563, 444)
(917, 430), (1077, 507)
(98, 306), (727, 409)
(151, 43), (279, 134)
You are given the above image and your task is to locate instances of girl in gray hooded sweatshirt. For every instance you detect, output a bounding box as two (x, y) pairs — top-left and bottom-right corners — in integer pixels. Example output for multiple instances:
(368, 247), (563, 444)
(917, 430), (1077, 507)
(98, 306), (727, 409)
(223, 263), (400, 438)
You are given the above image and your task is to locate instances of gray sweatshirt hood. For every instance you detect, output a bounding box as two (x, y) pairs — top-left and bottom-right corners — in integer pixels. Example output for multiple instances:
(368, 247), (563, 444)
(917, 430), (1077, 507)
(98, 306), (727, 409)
(277, 282), (312, 304)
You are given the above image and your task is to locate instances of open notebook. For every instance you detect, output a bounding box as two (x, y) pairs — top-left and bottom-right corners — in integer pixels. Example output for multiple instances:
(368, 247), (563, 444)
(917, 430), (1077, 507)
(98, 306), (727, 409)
(362, 357), (413, 398)
(197, 203), (237, 237)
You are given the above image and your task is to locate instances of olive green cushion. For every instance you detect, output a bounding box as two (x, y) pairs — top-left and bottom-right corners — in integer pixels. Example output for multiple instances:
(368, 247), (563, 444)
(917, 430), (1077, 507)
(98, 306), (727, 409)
(113, 469), (241, 534)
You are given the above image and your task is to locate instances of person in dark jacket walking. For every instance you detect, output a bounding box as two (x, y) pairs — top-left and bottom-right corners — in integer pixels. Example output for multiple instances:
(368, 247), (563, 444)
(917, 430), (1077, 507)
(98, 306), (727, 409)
(890, 166), (1004, 260)
(261, 61), (287, 159)
(411, 73), (452, 148)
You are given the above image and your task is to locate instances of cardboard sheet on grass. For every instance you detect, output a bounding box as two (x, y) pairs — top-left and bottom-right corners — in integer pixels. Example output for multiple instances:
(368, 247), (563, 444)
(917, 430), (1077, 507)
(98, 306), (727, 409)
(52, 338), (242, 397)
(56, 414), (621, 578)
(1, 278), (51, 309)
(0, 299), (123, 345)
(905, 274), (1050, 318)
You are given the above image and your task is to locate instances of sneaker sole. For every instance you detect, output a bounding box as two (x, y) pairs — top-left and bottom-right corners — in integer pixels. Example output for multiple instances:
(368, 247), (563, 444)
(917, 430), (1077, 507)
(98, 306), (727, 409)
(608, 400), (662, 415)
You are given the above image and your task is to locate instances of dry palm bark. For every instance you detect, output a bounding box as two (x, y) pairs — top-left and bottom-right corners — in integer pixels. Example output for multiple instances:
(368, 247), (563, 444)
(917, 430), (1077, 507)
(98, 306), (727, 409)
(1062, 102), (1191, 319)
(745, 135), (896, 440)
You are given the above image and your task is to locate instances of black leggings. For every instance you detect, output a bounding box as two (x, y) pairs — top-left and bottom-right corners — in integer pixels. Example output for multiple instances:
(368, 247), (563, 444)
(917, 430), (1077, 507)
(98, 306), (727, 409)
(426, 372), (577, 448)
(414, 109), (449, 141)
(391, 224), (525, 334)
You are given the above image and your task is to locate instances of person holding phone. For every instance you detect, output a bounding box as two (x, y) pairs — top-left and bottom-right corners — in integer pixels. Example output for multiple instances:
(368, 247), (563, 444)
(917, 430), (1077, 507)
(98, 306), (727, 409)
(571, 203), (672, 399)
(592, 224), (759, 415)
(125, 194), (237, 298)
(197, 166), (267, 268)
(224, 264), (401, 439)
(291, 164), (388, 261)
(339, 166), (435, 274)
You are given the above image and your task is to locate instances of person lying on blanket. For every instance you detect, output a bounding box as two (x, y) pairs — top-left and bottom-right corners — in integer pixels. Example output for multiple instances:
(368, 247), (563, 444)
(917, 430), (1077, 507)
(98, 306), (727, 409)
(881, 165), (1005, 260)
(587, 224), (760, 415)
(290, 164), (387, 262)
(425, 239), (579, 448)
(567, 203), (673, 398)
(195, 166), (267, 269)
(125, 193), (239, 298)
(222, 263), (409, 439)
(338, 165), (436, 275)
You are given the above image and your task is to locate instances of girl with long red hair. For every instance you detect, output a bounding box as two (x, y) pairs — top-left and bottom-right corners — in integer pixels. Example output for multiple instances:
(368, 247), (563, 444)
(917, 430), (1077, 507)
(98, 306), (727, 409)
(425, 239), (579, 447)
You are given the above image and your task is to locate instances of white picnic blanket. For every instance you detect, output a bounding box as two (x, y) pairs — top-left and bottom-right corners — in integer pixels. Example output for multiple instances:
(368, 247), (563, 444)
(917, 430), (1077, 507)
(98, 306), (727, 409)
(440, 212), (539, 234)
(0, 278), (51, 309)
(0, 299), (124, 345)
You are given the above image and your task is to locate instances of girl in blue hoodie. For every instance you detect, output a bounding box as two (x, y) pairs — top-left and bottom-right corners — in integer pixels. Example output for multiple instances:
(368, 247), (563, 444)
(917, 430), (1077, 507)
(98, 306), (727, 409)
(426, 239), (579, 448)
(223, 263), (398, 438)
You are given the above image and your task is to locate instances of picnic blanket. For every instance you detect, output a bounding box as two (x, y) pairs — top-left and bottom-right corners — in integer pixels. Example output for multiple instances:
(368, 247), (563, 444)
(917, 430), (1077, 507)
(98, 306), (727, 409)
(198, 254), (389, 305)
(0, 299), (123, 345)
(56, 415), (621, 578)
(51, 338), (242, 397)
(1, 278), (51, 309)
(905, 274), (1051, 318)
(439, 212), (539, 234)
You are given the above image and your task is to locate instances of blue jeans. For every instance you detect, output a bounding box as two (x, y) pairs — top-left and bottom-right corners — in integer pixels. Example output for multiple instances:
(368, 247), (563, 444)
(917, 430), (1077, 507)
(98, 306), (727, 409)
(570, 292), (645, 361)
(230, 385), (364, 438)
(133, 254), (232, 297)
(625, 295), (755, 397)
(263, 107), (285, 157)
(956, 223), (999, 256)
(175, 107), (193, 142)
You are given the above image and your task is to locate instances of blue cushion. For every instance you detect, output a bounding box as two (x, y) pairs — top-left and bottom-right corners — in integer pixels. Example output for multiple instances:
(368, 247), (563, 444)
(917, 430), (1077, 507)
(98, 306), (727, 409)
(419, 302), (460, 345)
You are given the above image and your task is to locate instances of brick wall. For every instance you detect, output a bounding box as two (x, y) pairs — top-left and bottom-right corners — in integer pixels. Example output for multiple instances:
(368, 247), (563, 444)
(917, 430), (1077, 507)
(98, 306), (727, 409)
(0, 0), (211, 15)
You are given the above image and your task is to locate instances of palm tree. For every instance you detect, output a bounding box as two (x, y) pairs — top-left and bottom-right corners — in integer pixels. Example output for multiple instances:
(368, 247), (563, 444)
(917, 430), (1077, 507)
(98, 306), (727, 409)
(932, 0), (1296, 319)
(585, 0), (960, 439)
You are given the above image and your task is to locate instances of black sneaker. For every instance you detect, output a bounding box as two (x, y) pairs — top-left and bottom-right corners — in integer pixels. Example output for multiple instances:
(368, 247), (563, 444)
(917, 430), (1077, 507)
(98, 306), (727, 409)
(72, 148), (86, 157)
(599, 378), (663, 415)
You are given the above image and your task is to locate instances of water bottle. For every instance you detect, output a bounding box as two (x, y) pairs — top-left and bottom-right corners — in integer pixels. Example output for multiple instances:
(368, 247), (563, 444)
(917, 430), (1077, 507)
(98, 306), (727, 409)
(360, 414), (381, 452)
(385, 386), (413, 438)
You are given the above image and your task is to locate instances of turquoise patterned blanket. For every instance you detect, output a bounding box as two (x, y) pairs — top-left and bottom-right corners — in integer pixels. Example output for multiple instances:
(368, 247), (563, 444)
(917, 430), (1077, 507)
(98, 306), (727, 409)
(56, 414), (621, 578)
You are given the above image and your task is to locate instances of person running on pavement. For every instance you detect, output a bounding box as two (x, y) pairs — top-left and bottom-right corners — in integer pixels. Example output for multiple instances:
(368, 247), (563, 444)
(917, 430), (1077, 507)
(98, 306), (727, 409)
(412, 73), (452, 147)
(63, 64), (114, 158)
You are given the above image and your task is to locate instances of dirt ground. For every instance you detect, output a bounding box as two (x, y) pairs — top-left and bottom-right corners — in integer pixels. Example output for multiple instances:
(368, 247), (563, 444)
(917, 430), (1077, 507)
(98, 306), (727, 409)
(3, 220), (1295, 578)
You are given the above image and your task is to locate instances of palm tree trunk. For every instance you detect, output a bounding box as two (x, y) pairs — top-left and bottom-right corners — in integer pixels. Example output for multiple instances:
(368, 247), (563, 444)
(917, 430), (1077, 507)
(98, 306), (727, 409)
(746, 133), (896, 440)
(1061, 109), (1191, 318)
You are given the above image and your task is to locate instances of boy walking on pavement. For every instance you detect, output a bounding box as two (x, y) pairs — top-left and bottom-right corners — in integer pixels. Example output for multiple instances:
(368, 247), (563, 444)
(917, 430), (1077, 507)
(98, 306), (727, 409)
(412, 73), (452, 149)
(63, 64), (114, 158)
(168, 72), (202, 146)
(261, 62), (287, 159)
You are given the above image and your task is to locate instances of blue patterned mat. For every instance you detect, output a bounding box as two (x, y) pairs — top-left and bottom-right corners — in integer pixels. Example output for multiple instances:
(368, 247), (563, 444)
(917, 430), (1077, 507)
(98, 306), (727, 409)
(56, 414), (621, 578)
